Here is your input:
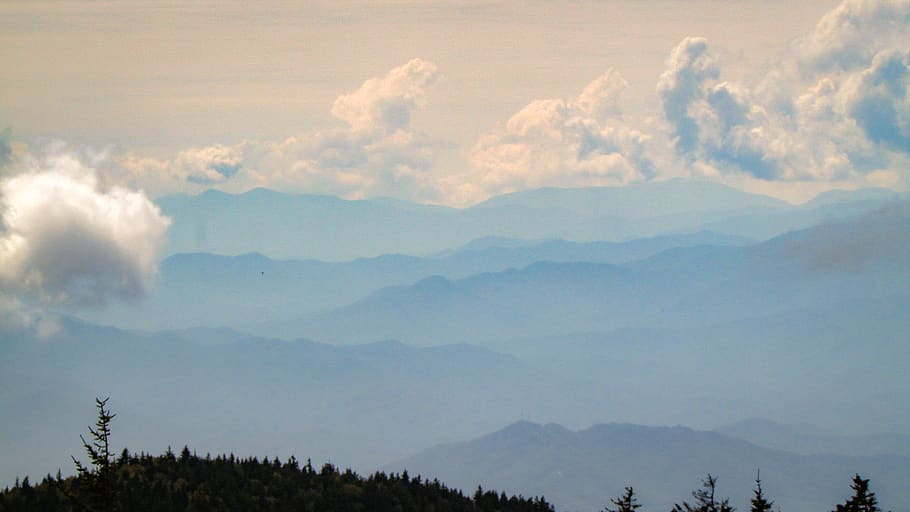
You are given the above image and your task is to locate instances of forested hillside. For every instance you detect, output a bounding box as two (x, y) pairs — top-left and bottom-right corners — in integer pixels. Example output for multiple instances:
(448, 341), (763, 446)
(0, 449), (554, 512)
(0, 402), (889, 512)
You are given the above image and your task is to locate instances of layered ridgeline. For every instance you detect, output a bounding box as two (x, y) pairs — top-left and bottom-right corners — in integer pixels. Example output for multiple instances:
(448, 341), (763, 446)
(10, 206), (908, 488)
(156, 181), (902, 260)
(286, 204), (910, 344)
(0, 321), (612, 488)
(77, 199), (909, 338)
(389, 421), (909, 512)
(76, 230), (753, 332)
(3, 301), (907, 495)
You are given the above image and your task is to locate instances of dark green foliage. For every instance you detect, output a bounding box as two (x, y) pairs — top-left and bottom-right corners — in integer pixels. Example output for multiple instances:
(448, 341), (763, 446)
(605, 487), (641, 512)
(70, 397), (117, 512)
(0, 450), (555, 512)
(833, 474), (880, 512)
(749, 471), (773, 512)
(671, 475), (734, 512)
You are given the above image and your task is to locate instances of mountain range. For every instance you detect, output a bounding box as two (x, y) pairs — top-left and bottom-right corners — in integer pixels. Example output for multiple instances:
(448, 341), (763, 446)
(390, 421), (910, 512)
(0, 319), (612, 488)
(290, 204), (910, 345)
(156, 181), (903, 260)
(715, 418), (910, 458)
(75, 230), (752, 332)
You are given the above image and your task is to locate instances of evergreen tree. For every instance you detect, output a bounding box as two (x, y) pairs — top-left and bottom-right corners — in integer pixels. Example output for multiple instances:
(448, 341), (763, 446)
(750, 471), (773, 512)
(605, 486), (642, 512)
(70, 397), (117, 512)
(672, 474), (734, 512)
(833, 474), (880, 512)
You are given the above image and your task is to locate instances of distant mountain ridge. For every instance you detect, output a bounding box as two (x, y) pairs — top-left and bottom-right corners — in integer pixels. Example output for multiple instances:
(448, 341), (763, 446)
(74, 231), (752, 333)
(715, 418), (910, 458)
(156, 180), (902, 260)
(0, 318), (614, 489)
(290, 205), (910, 344)
(390, 421), (910, 512)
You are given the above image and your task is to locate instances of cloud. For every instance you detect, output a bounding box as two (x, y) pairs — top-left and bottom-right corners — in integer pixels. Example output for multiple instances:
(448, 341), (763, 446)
(0, 153), (170, 307)
(458, 69), (656, 204)
(655, 38), (790, 179)
(331, 58), (439, 134)
(796, 0), (910, 74)
(0, 128), (11, 168)
(839, 49), (910, 153)
(33, 2), (910, 205)
(177, 145), (245, 185)
(111, 59), (442, 201)
(653, 20), (910, 188)
(657, 37), (719, 154)
(0, 294), (61, 338)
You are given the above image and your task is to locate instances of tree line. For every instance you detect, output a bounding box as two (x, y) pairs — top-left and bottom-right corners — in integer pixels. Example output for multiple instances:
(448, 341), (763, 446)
(605, 472), (883, 512)
(0, 399), (887, 512)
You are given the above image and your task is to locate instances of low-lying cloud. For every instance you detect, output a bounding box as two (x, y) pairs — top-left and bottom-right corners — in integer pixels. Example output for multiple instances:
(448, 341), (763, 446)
(0, 153), (170, 308)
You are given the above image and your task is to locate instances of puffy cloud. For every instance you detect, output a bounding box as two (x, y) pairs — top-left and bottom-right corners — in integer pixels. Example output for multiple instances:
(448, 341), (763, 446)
(33, 2), (910, 204)
(657, 37), (719, 154)
(459, 69), (656, 204)
(0, 154), (170, 307)
(796, 0), (910, 74)
(0, 294), (61, 338)
(654, 21), (910, 188)
(177, 145), (245, 185)
(331, 59), (439, 134)
(232, 127), (439, 200)
(839, 49), (910, 153)
(109, 59), (442, 201)
(656, 38), (786, 179)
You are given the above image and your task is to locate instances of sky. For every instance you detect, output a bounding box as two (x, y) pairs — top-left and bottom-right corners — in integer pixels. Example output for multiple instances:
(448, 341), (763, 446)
(1, 1), (909, 486)
(2, 0), (909, 208)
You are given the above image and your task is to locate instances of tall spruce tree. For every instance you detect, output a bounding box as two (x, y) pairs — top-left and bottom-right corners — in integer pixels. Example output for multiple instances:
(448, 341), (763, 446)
(70, 397), (117, 512)
(750, 470), (773, 512)
(605, 486), (642, 512)
(833, 474), (880, 512)
(672, 474), (734, 512)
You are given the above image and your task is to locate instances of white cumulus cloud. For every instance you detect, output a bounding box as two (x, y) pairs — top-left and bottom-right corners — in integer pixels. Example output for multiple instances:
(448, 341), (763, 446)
(0, 153), (170, 308)
(331, 58), (439, 134)
(459, 69), (655, 204)
(839, 49), (910, 153)
(111, 59), (442, 201)
(796, 0), (910, 74)
(653, 21), (910, 189)
(657, 37), (720, 155)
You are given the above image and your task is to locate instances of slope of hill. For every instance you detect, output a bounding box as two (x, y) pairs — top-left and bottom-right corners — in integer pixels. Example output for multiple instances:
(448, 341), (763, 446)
(479, 294), (910, 435)
(390, 421), (910, 512)
(715, 418), (910, 458)
(0, 448), (554, 512)
(0, 319), (612, 489)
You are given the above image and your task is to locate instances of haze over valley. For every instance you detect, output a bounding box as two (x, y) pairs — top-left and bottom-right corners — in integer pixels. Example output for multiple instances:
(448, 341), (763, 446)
(2, 1), (909, 510)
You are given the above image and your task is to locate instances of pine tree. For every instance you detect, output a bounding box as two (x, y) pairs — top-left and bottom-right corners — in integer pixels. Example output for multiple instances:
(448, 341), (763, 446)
(672, 474), (734, 512)
(605, 486), (642, 512)
(750, 471), (773, 512)
(833, 474), (880, 512)
(70, 397), (117, 512)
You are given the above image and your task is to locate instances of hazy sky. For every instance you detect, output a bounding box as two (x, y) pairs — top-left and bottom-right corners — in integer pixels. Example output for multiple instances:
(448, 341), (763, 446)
(2, 0), (909, 204)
